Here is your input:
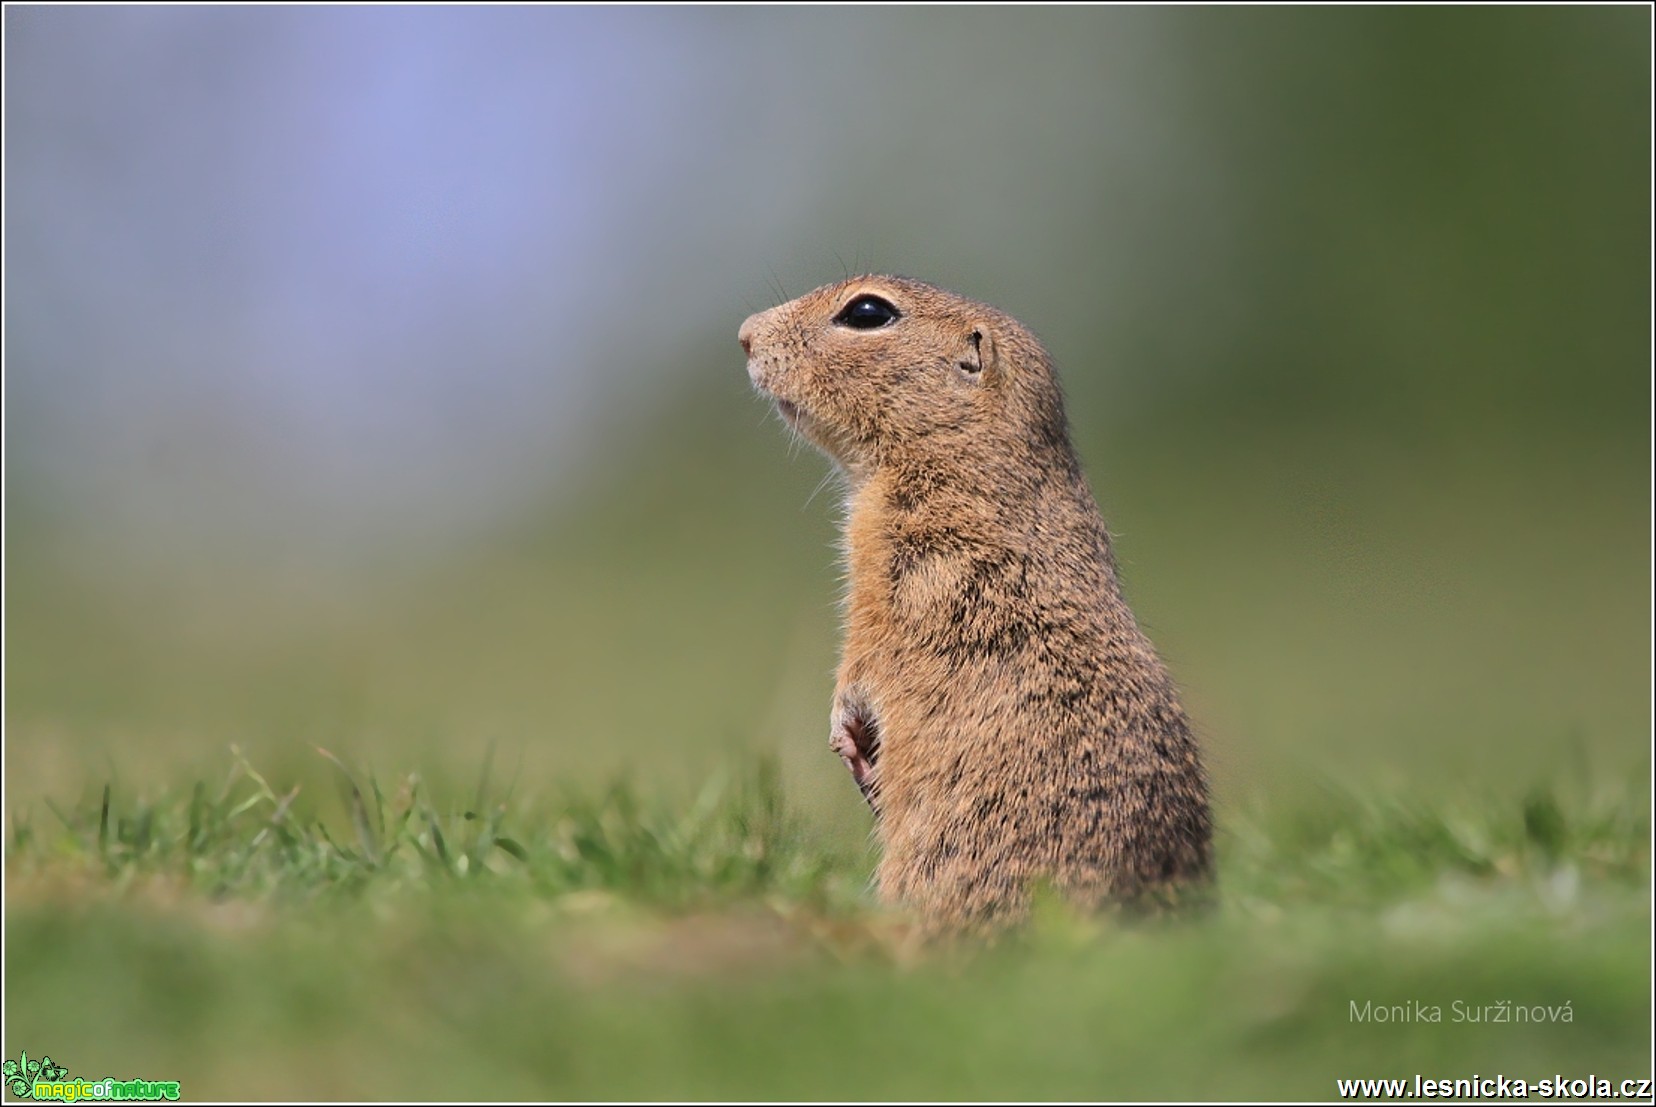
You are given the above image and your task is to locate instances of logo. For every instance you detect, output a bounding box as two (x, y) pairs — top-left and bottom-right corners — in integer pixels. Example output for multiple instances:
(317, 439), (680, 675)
(3, 1051), (180, 1102)
(4, 1054), (67, 1096)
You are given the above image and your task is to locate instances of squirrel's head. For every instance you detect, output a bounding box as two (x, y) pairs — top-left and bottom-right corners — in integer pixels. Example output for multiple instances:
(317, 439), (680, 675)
(740, 275), (1069, 481)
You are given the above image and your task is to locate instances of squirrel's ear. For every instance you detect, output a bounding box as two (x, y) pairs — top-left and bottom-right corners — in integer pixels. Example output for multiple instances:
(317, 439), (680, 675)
(958, 326), (1000, 384)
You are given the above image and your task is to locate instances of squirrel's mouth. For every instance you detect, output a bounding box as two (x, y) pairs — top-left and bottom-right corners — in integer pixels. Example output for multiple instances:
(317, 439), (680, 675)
(775, 398), (802, 428)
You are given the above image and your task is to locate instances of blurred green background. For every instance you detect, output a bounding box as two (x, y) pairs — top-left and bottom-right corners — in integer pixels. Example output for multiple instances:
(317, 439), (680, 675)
(8, 5), (1646, 815)
(3, 6), (1649, 1097)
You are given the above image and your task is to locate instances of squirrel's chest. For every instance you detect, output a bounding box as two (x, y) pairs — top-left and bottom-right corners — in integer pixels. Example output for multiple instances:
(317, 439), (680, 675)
(841, 536), (975, 663)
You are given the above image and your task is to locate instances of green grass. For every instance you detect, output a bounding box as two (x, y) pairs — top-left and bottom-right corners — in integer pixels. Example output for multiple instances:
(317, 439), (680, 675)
(5, 753), (1648, 1100)
(9, 750), (863, 912)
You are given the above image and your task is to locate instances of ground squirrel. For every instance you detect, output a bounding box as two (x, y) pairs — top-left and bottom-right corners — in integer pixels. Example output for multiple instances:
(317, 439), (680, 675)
(740, 275), (1211, 932)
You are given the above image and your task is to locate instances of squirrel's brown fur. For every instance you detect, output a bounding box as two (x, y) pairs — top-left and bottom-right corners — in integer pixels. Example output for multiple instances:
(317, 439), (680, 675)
(740, 275), (1211, 932)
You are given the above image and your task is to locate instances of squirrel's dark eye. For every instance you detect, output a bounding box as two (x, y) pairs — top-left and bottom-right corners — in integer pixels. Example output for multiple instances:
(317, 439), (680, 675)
(833, 295), (901, 330)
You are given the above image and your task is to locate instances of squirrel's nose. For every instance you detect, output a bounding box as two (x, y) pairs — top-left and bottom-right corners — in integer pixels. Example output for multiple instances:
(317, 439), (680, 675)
(738, 314), (759, 357)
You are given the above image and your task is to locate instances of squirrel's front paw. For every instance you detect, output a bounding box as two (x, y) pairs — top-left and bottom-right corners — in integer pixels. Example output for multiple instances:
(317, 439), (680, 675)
(830, 696), (880, 812)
